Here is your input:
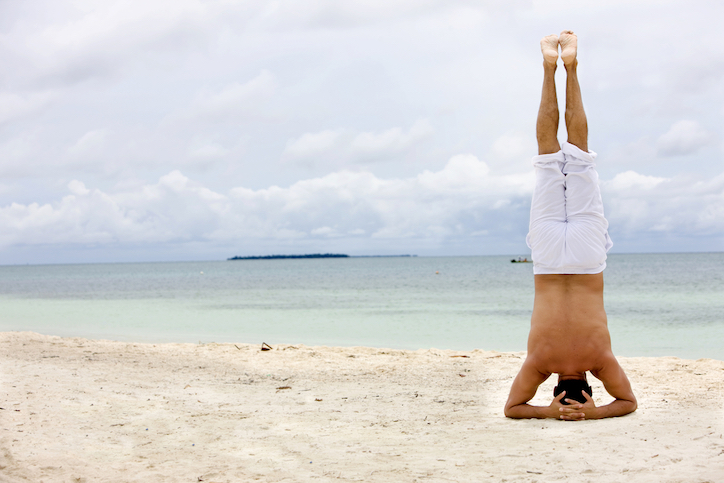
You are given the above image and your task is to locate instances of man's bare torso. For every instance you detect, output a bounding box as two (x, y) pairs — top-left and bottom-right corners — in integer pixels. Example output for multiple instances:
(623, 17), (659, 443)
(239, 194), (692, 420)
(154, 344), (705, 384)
(527, 273), (613, 378)
(505, 271), (636, 421)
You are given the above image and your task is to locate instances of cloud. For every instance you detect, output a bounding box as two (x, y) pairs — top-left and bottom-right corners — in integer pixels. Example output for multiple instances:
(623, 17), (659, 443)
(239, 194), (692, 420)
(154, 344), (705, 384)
(656, 120), (713, 157)
(0, 185), (127, 246)
(188, 143), (230, 159)
(485, 132), (537, 173)
(605, 171), (667, 191)
(0, 91), (56, 124)
(350, 119), (433, 156)
(67, 129), (109, 158)
(6, 0), (216, 87)
(0, 132), (42, 176)
(604, 170), (724, 240)
(172, 70), (278, 123)
(0, 155), (531, 249)
(2, 163), (723, 259)
(283, 119), (433, 165)
(259, 0), (476, 30)
(490, 132), (532, 160)
(67, 180), (90, 196)
(284, 129), (345, 159)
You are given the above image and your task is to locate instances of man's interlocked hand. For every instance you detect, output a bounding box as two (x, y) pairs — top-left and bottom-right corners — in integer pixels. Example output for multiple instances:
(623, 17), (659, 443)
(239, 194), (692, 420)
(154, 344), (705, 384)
(555, 391), (598, 421)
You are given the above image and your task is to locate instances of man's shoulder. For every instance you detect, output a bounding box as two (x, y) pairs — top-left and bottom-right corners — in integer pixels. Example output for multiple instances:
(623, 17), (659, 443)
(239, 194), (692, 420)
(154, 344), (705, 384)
(590, 349), (622, 374)
(528, 339), (612, 376)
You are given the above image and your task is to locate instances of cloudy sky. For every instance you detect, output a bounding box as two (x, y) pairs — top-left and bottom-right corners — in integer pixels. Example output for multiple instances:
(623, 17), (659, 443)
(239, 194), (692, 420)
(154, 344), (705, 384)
(1, 0), (722, 264)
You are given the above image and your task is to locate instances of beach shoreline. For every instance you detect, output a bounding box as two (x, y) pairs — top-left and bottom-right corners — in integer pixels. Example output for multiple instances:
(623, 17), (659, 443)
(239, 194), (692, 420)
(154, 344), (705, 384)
(2, 331), (723, 482)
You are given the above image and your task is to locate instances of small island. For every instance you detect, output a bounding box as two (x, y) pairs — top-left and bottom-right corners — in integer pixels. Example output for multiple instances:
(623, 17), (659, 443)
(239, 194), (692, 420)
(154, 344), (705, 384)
(228, 254), (416, 260)
(228, 253), (350, 260)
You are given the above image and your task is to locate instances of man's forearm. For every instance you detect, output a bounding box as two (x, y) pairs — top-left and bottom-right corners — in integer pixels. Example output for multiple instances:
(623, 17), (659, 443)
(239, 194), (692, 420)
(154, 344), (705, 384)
(505, 404), (555, 419)
(588, 399), (637, 419)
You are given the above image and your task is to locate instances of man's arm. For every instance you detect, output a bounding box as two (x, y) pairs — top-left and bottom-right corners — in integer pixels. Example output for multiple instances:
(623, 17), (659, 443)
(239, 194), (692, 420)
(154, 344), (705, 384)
(590, 354), (637, 418)
(504, 359), (560, 419)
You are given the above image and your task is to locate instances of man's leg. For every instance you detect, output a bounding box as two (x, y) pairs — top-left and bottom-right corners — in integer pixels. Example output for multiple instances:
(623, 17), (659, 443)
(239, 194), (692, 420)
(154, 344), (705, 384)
(537, 34), (561, 155)
(560, 30), (588, 152)
(526, 35), (567, 272)
(559, 31), (612, 271)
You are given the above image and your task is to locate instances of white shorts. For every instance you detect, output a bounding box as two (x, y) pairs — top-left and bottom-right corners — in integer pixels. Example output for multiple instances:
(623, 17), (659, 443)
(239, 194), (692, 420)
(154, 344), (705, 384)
(526, 142), (613, 275)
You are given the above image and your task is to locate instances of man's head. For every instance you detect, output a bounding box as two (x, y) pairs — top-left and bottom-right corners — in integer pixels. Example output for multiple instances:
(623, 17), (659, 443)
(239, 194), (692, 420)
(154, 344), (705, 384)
(554, 379), (592, 405)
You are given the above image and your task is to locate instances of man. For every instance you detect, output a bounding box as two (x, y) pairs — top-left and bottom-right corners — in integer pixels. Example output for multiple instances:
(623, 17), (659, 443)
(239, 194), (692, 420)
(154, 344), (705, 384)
(504, 31), (637, 420)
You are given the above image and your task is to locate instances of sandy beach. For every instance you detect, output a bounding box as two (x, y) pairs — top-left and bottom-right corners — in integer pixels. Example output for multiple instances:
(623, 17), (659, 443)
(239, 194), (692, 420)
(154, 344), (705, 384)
(2, 332), (723, 482)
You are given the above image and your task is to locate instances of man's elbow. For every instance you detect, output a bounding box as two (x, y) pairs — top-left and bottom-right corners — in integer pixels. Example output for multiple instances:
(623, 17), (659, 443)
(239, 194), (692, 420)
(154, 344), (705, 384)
(623, 391), (638, 414)
(625, 397), (637, 415)
(609, 397), (636, 418)
(504, 403), (521, 419)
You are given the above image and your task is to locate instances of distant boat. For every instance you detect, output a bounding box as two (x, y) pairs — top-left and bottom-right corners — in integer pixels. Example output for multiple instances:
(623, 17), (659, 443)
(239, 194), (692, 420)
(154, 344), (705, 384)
(511, 257), (532, 263)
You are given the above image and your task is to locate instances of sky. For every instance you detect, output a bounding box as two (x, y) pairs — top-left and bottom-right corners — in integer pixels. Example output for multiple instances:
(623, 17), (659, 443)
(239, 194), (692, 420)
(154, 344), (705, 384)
(0, 0), (723, 264)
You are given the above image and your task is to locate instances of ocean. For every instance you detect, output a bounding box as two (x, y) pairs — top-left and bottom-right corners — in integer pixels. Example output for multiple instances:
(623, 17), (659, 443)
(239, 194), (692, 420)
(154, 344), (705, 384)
(1, 253), (722, 360)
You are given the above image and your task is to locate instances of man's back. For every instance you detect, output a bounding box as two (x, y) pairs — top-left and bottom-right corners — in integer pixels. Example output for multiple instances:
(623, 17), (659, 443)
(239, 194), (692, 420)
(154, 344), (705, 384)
(505, 270), (637, 419)
(528, 274), (612, 377)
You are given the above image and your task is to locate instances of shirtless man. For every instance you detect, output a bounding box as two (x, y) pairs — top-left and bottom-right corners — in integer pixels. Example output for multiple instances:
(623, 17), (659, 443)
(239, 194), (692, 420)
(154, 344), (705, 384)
(504, 31), (637, 420)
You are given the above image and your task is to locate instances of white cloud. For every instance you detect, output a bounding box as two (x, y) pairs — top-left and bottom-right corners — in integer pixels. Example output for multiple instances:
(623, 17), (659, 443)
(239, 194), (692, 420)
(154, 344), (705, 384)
(0, 188), (126, 246)
(283, 119), (433, 165)
(0, 91), (56, 124)
(175, 70), (278, 123)
(0, 132), (42, 175)
(284, 129), (344, 158)
(189, 143), (230, 159)
(0, 157), (532, 249)
(490, 132), (533, 161)
(350, 119), (433, 155)
(8, 0), (215, 85)
(605, 171), (667, 191)
(310, 226), (340, 237)
(67, 180), (90, 196)
(257, 0), (478, 31)
(656, 120), (713, 157)
(67, 129), (109, 158)
(1, 162), (722, 257)
(604, 170), (724, 239)
(418, 154), (491, 190)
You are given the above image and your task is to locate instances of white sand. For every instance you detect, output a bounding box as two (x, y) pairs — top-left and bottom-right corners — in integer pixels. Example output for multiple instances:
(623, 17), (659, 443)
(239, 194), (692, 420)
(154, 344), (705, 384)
(2, 332), (724, 482)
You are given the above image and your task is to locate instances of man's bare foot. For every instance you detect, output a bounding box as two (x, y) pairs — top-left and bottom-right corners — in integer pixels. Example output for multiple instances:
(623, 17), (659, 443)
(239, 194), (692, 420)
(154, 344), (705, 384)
(540, 34), (559, 66)
(559, 30), (577, 66)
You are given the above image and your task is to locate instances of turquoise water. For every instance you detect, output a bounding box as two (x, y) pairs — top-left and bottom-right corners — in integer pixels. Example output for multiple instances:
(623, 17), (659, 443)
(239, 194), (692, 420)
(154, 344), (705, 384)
(1, 253), (722, 360)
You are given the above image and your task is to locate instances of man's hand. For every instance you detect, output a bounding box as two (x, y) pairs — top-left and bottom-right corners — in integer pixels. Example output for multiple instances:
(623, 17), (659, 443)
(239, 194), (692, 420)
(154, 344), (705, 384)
(557, 391), (597, 421)
(545, 390), (576, 419)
